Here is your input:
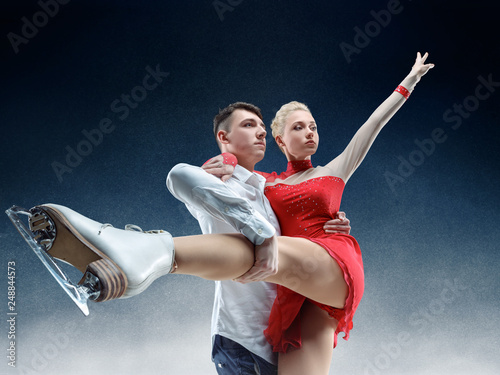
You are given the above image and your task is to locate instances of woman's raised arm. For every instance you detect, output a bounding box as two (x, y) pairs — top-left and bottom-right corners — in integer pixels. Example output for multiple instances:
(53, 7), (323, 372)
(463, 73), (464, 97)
(326, 52), (434, 182)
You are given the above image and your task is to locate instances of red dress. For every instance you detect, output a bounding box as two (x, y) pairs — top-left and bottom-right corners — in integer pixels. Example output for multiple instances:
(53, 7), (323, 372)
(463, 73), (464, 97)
(258, 160), (364, 352)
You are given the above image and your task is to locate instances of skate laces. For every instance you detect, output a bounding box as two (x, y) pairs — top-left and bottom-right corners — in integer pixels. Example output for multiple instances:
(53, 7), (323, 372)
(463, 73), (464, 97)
(124, 224), (143, 232)
(98, 223), (166, 235)
(125, 224), (166, 234)
(98, 223), (113, 235)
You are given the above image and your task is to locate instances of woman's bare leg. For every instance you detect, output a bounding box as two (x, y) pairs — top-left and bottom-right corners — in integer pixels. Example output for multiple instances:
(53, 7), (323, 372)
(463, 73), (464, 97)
(269, 237), (348, 308)
(278, 301), (337, 375)
(173, 234), (255, 279)
(173, 235), (347, 308)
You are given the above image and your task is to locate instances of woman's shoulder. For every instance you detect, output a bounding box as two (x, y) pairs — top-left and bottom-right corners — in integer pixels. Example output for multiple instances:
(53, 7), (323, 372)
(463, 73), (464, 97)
(264, 166), (345, 187)
(255, 170), (278, 180)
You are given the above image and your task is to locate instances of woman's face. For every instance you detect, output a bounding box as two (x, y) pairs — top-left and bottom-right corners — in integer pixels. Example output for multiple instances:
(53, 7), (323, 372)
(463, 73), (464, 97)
(278, 110), (319, 161)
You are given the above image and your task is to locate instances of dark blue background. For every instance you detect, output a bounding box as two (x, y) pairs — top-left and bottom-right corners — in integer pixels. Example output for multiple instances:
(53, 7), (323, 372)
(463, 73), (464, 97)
(1, 1), (499, 374)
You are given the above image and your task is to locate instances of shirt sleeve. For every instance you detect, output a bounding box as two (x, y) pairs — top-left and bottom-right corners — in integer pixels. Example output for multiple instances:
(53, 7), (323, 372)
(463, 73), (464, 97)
(166, 163), (276, 245)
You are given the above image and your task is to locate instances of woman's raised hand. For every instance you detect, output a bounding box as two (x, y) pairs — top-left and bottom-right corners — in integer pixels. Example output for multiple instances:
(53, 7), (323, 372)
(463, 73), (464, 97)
(410, 52), (435, 81)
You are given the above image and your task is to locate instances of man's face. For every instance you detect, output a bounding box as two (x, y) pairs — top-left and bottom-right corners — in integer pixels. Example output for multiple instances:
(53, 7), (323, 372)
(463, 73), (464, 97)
(219, 109), (267, 169)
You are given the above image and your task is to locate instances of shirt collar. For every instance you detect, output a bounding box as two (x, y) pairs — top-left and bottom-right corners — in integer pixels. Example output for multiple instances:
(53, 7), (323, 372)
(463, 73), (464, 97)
(233, 165), (265, 189)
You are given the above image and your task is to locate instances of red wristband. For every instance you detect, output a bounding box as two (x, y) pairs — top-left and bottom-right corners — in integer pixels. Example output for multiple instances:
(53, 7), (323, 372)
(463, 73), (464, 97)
(394, 85), (410, 99)
(221, 153), (237, 167)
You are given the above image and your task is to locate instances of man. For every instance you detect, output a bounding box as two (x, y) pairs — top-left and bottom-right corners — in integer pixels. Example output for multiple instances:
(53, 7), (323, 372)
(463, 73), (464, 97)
(166, 102), (350, 374)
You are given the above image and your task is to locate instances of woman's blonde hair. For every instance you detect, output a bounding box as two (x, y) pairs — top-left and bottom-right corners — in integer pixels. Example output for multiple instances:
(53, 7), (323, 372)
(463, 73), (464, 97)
(271, 101), (311, 152)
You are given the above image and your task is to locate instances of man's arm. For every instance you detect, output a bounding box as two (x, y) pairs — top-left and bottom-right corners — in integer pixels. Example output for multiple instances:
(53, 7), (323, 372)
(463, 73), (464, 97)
(167, 163), (276, 246)
(167, 163), (279, 280)
(234, 234), (278, 283)
(203, 155), (353, 236)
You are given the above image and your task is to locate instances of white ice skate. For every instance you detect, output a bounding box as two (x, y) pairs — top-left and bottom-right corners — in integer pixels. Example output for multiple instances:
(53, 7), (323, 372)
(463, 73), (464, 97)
(6, 204), (175, 316)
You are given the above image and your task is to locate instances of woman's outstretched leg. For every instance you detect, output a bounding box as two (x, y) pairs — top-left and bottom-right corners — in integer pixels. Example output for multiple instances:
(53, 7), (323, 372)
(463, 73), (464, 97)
(20, 203), (347, 308)
(269, 237), (348, 308)
(173, 234), (255, 279)
(173, 235), (347, 308)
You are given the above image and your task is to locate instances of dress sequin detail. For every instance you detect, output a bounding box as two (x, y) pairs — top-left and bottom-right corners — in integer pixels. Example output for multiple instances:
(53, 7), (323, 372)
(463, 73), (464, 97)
(260, 160), (364, 353)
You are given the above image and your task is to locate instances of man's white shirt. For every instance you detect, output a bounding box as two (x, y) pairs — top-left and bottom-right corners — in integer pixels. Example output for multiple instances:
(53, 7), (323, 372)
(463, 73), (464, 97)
(166, 163), (280, 365)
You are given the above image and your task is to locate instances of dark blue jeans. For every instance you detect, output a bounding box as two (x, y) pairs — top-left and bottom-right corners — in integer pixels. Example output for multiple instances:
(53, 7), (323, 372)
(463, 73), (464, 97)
(212, 335), (278, 375)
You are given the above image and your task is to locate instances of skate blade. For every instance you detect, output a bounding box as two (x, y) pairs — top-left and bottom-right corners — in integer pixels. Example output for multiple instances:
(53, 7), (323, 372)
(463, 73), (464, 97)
(6, 205), (92, 316)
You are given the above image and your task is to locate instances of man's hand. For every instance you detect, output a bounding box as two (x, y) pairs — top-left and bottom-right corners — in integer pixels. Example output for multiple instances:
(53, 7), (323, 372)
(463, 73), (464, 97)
(323, 211), (351, 235)
(234, 235), (278, 283)
(202, 155), (235, 182)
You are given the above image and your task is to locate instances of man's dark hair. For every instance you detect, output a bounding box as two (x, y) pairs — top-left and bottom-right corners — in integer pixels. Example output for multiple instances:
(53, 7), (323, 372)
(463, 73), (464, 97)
(213, 102), (263, 149)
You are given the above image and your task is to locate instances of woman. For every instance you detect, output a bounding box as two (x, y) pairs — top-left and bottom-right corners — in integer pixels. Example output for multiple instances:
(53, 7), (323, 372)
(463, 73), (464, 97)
(13, 52), (433, 374)
(210, 52), (432, 372)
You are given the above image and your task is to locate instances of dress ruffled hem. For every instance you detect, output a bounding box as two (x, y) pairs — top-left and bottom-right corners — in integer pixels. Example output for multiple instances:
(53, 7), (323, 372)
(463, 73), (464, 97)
(263, 234), (363, 353)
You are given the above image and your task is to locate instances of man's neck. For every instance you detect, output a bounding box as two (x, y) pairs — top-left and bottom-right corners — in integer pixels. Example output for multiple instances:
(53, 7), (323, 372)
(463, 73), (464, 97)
(223, 151), (257, 172)
(238, 160), (255, 172)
